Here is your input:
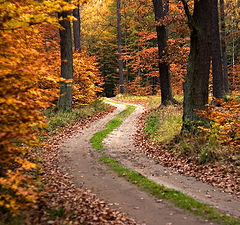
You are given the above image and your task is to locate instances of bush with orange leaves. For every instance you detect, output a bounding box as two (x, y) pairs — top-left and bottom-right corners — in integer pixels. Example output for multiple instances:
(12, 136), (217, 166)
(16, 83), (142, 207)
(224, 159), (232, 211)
(0, 0), (74, 214)
(73, 51), (104, 106)
(198, 96), (240, 153)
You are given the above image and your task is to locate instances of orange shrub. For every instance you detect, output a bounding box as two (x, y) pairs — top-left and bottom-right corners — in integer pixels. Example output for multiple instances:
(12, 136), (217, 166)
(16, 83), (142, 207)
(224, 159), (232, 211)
(73, 51), (104, 105)
(198, 96), (240, 151)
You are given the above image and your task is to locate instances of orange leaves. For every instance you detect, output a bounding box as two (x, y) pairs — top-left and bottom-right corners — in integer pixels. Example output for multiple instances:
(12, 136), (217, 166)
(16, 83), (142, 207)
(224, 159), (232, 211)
(127, 76), (152, 96)
(198, 97), (240, 151)
(0, 168), (39, 214)
(73, 51), (104, 106)
(0, 0), (62, 214)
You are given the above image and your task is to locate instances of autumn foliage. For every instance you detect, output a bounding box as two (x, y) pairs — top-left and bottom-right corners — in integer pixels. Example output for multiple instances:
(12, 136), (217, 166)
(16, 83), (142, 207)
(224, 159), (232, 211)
(0, 0), (73, 214)
(127, 76), (152, 96)
(73, 51), (104, 106)
(198, 96), (240, 152)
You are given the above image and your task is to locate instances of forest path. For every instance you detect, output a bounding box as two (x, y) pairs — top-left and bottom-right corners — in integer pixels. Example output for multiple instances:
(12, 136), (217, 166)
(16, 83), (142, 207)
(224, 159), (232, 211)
(60, 100), (239, 225)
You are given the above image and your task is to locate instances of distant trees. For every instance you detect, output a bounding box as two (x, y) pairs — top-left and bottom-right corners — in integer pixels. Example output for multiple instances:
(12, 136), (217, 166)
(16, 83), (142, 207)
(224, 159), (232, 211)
(117, 0), (125, 94)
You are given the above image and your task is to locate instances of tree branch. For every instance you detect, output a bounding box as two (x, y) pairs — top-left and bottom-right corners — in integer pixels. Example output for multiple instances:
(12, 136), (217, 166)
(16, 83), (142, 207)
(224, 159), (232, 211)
(179, 0), (194, 29)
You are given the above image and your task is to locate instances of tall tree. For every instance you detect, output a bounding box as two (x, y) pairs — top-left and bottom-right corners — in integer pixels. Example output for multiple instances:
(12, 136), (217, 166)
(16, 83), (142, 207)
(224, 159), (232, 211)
(152, 0), (173, 105)
(212, 0), (224, 99)
(220, 0), (229, 93)
(180, 0), (212, 130)
(57, 2), (74, 111)
(73, 2), (81, 52)
(117, 0), (125, 94)
(123, 0), (129, 93)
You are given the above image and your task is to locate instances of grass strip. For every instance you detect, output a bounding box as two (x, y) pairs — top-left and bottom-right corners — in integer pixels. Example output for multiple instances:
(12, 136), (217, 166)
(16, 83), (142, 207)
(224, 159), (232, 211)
(90, 101), (239, 225)
(90, 104), (136, 150)
(99, 156), (240, 225)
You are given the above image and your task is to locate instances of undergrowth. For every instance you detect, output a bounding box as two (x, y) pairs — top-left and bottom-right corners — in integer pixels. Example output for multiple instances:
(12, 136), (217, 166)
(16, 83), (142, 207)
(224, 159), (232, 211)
(145, 105), (182, 144)
(144, 101), (239, 166)
(43, 99), (109, 135)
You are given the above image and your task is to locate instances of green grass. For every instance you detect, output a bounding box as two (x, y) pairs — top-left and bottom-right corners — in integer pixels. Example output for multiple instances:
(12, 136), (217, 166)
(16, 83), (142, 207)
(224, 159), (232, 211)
(100, 156), (240, 225)
(115, 94), (183, 108)
(0, 214), (25, 225)
(115, 94), (162, 108)
(89, 100), (239, 225)
(43, 99), (109, 135)
(145, 105), (182, 144)
(47, 207), (65, 219)
(145, 115), (159, 134)
(90, 104), (136, 150)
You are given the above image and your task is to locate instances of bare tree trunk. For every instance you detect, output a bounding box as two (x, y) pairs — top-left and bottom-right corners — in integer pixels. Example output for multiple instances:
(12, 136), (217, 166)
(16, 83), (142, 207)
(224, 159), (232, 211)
(232, 16), (236, 89)
(57, 2), (73, 111)
(212, 0), (224, 99)
(220, 0), (229, 93)
(123, 1), (129, 94)
(73, 3), (81, 52)
(117, 0), (124, 94)
(180, 0), (211, 131)
(152, 0), (173, 105)
(164, 0), (169, 39)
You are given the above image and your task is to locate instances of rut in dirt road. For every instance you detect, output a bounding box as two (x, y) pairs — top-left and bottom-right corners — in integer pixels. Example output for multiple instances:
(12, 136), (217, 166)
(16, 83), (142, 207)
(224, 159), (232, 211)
(60, 100), (239, 225)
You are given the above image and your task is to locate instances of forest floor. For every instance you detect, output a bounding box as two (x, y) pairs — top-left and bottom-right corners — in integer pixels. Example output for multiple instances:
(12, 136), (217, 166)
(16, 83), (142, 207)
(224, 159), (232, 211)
(58, 99), (239, 225)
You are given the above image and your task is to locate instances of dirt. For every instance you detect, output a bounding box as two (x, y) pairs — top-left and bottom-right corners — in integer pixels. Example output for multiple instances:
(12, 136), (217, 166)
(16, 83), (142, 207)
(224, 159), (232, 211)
(60, 100), (239, 225)
(28, 106), (137, 225)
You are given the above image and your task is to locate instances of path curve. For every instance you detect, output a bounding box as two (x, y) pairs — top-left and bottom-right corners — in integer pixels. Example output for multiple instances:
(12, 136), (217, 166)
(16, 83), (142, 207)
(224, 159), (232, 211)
(103, 100), (240, 219)
(60, 100), (239, 225)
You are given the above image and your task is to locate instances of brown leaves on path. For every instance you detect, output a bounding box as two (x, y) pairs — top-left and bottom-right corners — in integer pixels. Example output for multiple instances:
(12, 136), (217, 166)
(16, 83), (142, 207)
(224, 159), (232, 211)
(24, 106), (137, 225)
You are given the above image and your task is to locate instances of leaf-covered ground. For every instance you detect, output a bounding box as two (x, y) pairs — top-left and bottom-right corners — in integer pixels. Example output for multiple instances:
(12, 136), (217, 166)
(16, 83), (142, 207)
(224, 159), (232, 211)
(135, 111), (240, 198)
(22, 106), (137, 225)
(112, 96), (239, 197)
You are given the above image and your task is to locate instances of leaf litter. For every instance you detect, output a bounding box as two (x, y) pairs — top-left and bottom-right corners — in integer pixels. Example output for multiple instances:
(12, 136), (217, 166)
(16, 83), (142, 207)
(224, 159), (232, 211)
(134, 111), (240, 198)
(23, 106), (137, 225)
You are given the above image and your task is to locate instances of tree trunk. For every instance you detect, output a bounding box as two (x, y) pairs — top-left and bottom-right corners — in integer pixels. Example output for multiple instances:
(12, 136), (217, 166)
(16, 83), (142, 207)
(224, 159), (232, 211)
(117, 0), (124, 94)
(212, 0), (224, 99)
(220, 0), (229, 93)
(123, 1), (129, 94)
(163, 0), (169, 39)
(73, 3), (81, 52)
(57, 4), (73, 111)
(152, 0), (173, 105)
(181, 0), (211, 131)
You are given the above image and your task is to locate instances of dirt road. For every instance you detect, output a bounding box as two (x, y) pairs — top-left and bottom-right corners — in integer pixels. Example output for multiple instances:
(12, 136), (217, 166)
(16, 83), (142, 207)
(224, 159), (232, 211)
(60, 100), (239, 225)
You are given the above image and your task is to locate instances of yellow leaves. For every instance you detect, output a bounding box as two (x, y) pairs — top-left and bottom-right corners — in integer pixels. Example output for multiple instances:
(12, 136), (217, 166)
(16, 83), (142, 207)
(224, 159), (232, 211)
(0, 168), (38, 214)
(67, 15), (77, 21)
(15, 157), (37, 170)
(0, 1), (61, 215)
(198, 96), (240, 152)
(73, 51), (104, 106)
